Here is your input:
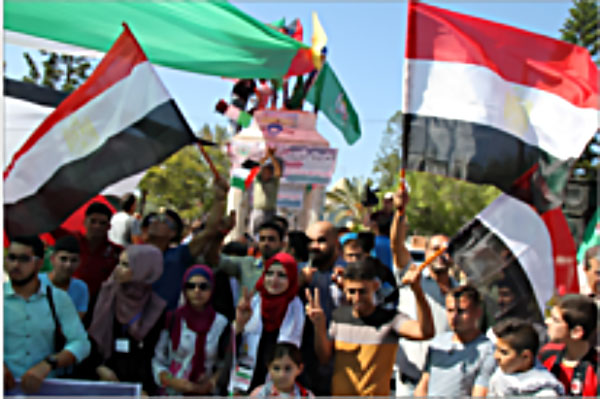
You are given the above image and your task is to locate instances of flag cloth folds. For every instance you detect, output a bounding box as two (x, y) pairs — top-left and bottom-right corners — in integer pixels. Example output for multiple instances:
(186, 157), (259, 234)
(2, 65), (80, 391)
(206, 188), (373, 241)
(306, 62), (361, 145)
(403, 1), (598, 213)
(4, 25), (203, 236)
(4, 1), (314, 79)
(448, 194), (557, 325)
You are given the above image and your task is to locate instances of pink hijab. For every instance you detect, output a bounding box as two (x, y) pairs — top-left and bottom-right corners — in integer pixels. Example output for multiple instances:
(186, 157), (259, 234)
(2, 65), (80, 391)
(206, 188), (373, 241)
(89, 244), (166, 359)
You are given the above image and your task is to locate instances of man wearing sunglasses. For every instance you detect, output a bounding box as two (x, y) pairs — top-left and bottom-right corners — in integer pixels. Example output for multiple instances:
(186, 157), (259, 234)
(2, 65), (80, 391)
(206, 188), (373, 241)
(39, 235), (89, 319)
(4, 236), (90, 394)
(305, 257), (434, 396)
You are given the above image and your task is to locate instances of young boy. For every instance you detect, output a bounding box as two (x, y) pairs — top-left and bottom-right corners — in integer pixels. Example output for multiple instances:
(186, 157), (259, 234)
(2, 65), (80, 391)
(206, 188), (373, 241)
(489, 318), (564, 396)
(539, 294), (598, 396)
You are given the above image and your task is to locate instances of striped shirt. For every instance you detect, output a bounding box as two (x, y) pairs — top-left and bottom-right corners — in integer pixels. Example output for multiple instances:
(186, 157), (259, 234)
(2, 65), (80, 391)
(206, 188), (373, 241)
(328, 305), (410, 396)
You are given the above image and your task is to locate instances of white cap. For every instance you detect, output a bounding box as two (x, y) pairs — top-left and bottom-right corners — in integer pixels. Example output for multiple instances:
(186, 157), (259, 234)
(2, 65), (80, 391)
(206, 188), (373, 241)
(384, 192), (394, 200)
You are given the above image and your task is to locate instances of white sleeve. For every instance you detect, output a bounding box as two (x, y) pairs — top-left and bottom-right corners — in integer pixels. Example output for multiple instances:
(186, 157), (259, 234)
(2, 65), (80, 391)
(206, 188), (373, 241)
(152, 329), (171, 385)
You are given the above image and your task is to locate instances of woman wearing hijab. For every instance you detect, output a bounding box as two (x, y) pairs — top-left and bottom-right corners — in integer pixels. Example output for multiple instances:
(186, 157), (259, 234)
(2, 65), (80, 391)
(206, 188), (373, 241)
(87, 244), (166, 395)
(152, 265), (232, 395)
(229, 252), (305, 394)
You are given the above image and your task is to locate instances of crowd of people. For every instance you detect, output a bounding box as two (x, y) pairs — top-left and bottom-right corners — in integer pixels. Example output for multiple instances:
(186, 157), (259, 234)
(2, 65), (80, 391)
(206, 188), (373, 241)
(3, 180), (599, 397)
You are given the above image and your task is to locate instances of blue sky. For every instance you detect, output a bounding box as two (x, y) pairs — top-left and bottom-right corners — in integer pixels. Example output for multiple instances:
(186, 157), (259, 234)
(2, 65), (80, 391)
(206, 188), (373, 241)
(3, 1), (575, 188)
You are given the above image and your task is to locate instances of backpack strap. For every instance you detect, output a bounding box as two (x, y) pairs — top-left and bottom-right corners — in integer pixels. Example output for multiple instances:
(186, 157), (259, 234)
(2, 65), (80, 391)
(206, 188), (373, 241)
(46, 285), (61, 328)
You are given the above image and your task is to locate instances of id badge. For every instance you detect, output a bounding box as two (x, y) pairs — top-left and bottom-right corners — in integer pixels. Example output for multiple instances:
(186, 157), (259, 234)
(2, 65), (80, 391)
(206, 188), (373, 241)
(115, 338), (130, 353)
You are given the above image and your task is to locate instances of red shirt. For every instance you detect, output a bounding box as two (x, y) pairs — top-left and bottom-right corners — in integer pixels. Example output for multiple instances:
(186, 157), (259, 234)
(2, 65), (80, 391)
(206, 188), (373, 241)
(72, 232), (122, 297)
(539, 342), (598, 396)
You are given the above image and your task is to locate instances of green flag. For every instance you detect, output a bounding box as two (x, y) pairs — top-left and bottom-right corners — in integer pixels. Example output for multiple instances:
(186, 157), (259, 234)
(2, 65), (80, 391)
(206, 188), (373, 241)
(4, 1), (311, 79)
(306, 62), (361, 145)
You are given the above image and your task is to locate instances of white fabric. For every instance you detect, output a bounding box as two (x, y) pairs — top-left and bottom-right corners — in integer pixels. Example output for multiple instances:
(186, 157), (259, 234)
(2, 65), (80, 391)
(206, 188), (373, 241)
(489, 362), (565, 397)
(151, 313), (229, 391)
(403, 59), (598, 162)
(228, 294), (305, 393)
(477, 194), (554, 314)
(5, 61), (170, 203)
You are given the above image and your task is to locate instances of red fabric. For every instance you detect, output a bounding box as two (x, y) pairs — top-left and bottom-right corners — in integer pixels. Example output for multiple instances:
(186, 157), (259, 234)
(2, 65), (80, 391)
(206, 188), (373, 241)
(255, 252), (298, 332)
(539, 342), (599, 396)
(71, 231), (122, 297)
(541, 208), (580, 295)
(406, 1), (598, 109)
(169, 265), (216, 381)
(4, 25), (148, 179)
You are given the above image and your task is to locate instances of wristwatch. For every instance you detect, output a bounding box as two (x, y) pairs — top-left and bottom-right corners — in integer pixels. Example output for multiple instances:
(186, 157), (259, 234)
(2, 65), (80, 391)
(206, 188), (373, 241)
(44, 355), (59, 370)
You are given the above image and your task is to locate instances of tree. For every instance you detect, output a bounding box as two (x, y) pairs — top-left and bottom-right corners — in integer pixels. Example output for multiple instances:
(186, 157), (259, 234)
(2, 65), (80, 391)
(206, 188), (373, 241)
(138, 124), (231, 222)
(22, 50), (91, 91)
(372, 112), (500, 236)
(560, 0), (599, 178)
(324, 177), (372, 229)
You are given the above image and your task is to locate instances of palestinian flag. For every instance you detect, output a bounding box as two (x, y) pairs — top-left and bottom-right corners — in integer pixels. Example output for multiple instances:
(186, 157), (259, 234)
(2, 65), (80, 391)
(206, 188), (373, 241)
(448, 194), (560, 325)
(231, 168), (260, 192)
(403, 1), (598, 213)
(215, 99), (253, 129)
(4, 25), (205, 236)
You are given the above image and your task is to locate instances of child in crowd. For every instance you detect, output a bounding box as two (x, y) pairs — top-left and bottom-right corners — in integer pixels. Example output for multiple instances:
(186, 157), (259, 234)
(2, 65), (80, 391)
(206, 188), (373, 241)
(539, 294), (598, 396)
(230, 252), (305, 394)
(249, 342), (314, 398)
(489, 318), (564, 396)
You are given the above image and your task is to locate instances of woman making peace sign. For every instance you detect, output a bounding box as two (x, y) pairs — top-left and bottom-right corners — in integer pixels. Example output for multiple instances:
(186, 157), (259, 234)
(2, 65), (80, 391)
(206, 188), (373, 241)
(229, 252), (305, 394)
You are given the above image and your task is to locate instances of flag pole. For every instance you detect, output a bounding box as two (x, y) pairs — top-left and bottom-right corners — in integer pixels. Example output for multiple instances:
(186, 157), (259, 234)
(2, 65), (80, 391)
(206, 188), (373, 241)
(197, 141), (220, 181)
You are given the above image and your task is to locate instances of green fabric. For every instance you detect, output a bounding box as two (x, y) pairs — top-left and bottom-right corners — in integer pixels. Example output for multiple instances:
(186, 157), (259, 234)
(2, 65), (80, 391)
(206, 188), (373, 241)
(306, 62), (361, 145)
(4, 1), (307, 79)
(577, 208), (600, 263)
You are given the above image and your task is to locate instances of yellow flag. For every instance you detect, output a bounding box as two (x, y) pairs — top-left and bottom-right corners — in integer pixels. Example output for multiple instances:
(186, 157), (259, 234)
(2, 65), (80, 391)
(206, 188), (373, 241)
(311, 12), (327, 69)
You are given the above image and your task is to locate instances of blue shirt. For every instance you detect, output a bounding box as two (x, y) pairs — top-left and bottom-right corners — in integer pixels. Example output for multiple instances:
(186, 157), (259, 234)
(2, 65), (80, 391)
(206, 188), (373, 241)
(3, 279), (91, 378)
(424, 332), (496, 396)
(152, 244), (194, 311)
(371, 235), (392, 270)
(39, 273), (89, 313)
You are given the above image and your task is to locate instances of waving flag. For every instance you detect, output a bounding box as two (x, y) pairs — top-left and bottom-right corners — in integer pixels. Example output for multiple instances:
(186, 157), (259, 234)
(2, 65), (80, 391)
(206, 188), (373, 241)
(4, 1), (314, 79)
(403, 1), (598, 213)
(4, 25), (206, 236)
(449, 194), (558, 325)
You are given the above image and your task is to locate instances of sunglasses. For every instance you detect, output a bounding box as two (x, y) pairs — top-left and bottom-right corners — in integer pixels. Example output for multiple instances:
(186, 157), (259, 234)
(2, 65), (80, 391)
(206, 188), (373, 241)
(7, 253), (37, 263)
(265, 270), (288, 278)
(149, 214), (177, 230)
(184, 282), (211, 291)
(346, 288), (367, 295)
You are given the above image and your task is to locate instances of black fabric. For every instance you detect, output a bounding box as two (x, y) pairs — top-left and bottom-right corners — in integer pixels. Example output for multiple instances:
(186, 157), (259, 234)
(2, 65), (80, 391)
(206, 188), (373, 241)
(46, 285), (67, 352)
(5, 100), (198, 236)
(332, 305), (397, 329)
(405, 113), (573, 213)
(247, 328), (279, 394)
(4, 77), (69, 107)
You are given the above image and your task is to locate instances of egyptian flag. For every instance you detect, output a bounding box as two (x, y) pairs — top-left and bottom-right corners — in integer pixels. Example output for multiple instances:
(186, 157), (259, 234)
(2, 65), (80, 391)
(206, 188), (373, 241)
(4, 25), (205, 236)
(448, 194), (560, 325)
(403, 1), (598, 213)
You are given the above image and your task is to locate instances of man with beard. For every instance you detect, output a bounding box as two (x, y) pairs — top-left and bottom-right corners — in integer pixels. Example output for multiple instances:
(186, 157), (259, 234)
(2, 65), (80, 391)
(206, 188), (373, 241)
(218, 220), (285, 297)
(390, 186), (459, 396)
(4, 236), (90, 394)
(297, 221), (344, 395)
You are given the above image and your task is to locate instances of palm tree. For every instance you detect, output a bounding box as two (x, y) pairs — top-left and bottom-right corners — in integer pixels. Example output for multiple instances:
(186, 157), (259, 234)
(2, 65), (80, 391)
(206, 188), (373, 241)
(324, 177), (371, 229)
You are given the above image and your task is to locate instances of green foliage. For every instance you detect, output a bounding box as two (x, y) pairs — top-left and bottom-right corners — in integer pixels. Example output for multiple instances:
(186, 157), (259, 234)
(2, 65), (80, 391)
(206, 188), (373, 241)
(138, 124), (231, 222)
(324, 177), (372, 230)
(22, 50), (91, 92)
(402, 171), (500, 236)
(560, 0), (599, 61)
(371, 112), (500, 237)
(560, 0), (600, 178)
